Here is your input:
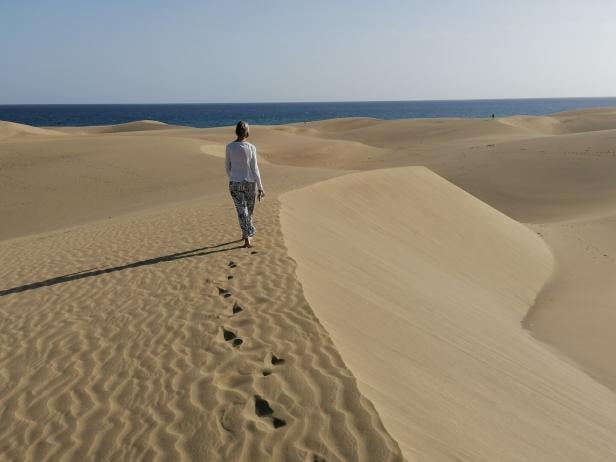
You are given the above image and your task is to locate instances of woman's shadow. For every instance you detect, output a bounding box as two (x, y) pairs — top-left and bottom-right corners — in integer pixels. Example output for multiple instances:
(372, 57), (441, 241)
(0, 240), (245, 297)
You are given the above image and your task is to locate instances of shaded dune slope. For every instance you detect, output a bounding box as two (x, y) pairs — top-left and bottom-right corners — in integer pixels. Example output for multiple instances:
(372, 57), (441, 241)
(281, 167), (616, 461)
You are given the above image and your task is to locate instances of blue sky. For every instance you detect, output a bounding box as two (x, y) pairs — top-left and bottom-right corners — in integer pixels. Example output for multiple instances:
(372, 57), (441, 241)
(1, 0), (615, 103)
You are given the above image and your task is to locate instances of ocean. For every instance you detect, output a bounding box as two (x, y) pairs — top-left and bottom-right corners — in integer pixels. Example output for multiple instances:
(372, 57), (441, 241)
(1, 97), (616, 128)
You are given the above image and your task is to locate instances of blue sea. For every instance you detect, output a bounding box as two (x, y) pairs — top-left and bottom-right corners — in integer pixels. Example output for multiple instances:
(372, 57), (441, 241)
(1, 98), (616, 128)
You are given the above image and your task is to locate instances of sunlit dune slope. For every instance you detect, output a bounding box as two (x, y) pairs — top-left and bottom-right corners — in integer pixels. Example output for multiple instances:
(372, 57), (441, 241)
(70, 120), (182, 134)
(0, 121), (65, 140)
(281, 166), (616, 462)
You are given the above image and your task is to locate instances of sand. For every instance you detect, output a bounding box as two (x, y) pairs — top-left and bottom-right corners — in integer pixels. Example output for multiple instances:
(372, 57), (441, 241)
(281, 167), (616, 461)
(2, 109), (616, 461)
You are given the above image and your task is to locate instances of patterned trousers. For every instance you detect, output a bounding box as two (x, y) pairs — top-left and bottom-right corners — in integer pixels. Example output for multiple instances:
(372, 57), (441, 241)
(229, 181), (257, 238)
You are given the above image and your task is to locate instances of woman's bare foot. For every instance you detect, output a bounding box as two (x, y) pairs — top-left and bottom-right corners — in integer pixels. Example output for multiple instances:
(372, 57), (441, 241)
(243, 238), (252, 248)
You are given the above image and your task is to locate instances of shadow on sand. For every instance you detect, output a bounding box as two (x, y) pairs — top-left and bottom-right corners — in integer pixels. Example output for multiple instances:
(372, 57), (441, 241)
(0, 240), (244, 297)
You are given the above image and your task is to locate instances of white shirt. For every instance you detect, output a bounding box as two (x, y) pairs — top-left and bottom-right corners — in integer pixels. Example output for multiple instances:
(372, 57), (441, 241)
(225, 141), (264, 191)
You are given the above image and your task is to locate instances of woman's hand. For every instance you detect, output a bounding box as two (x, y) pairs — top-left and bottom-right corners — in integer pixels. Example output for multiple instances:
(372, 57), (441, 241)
(258, 190), (265, 202)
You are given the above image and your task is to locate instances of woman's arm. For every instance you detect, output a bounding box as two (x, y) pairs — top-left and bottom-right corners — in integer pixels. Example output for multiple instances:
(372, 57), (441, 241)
(250, 145), (264, 192)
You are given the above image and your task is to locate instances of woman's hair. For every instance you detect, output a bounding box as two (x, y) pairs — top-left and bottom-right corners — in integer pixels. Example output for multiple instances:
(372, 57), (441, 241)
(235, 120), (250, 139)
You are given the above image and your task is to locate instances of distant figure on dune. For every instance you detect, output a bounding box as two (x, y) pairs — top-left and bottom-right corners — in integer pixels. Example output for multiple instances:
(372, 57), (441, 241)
(491, 113), (495, 119)
(225, 121), (265, 248)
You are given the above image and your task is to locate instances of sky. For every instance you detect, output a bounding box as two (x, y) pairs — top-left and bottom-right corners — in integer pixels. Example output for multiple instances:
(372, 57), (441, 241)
(1, 0), (615, 104)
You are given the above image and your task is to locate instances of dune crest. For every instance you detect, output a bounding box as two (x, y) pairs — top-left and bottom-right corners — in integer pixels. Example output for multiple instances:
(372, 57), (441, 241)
(84, 120), (180, 134)
(0, 121), (65, 140)
(281, 167), (616, 461)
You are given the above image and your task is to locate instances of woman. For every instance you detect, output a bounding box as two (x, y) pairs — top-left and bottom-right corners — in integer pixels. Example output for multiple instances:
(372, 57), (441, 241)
(225, 121), (265, 248)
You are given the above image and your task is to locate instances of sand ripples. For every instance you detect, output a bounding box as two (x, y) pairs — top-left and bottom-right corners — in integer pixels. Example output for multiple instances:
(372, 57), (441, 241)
(0, 197), (402, 461)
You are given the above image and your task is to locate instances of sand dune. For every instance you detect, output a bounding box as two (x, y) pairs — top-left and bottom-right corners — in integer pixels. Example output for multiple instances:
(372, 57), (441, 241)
(526, 213), (616, 391)
(0, 121), (66, 140)
(0, 185), (401, 462)
(498, 115), (564, 134)
(79, 120), (182, 134)
(281, 167), (616, 461)
(0, 129), (342, 240)
(0, 123), (396, 461)
(436, 128), (616, 223)
(488, 109), (616, 135)
(0, 134), (217, 239)
(552, 107), (616, 133)
(2, 107), (616, 461)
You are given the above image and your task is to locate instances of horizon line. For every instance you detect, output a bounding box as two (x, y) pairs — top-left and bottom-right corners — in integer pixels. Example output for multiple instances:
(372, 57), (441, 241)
(2, 95), (616, 106)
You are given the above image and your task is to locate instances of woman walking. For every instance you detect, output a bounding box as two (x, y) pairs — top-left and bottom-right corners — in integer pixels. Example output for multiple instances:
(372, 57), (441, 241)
(225, 121), (265, 248)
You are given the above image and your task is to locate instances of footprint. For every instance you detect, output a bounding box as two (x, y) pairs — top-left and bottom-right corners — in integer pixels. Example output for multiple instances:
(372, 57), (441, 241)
(254, 395), (274, 417)
(232, 302), (243, 314)
(271, 354), (285, 365)
(218, 287), (232, 298)
(273, 417), (287, 428)
(228, 261), (237, 268)
(251, 251), (258, 255)
(223, 328), (243, 347)
(262, 370), (272, 377)
(227, 275), (234, 280)
(254, 395), (287, 429)
(312, 455), (328, 462)
(223, 329), (236, 341)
